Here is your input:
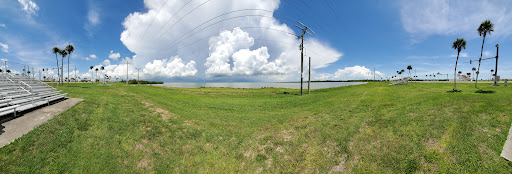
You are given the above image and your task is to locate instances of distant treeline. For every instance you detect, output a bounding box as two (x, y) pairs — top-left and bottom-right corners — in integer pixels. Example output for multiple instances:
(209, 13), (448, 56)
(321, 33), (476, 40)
(120, 79), (164, 84)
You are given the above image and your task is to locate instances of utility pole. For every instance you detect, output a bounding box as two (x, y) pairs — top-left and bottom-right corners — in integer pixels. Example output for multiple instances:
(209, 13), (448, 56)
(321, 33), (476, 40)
(75, 65), (77, 81)
(308, 56), (311, 94)
(373, 67), (376, 81)
(493, 44), (499, 86)
(126, 60), (129, 86)
(136, 68), (141, 86)
(295, 21), (315, 96)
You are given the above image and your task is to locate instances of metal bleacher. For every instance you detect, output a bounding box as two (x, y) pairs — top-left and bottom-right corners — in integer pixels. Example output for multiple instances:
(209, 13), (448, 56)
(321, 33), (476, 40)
(0, 73), (67, 117)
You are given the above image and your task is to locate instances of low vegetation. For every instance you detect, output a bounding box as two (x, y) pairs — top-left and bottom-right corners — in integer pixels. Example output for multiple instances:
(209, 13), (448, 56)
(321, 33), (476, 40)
(1, 82), (511, 173)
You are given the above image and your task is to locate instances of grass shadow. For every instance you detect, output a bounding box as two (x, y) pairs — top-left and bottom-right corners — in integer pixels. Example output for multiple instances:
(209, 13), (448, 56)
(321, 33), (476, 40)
(447, 89), (462, 93)
(475, 89), (496, 94)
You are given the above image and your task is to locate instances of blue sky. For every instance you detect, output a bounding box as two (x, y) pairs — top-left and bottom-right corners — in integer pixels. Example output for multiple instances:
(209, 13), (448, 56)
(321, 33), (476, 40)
(0, 0), (511, 82)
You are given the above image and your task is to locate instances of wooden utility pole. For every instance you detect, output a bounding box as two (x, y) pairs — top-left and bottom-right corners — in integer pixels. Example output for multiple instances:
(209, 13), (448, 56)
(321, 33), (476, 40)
(295, 21), (315, 96)
(308, 56), (311, 94)
(493, 44), (499, 86)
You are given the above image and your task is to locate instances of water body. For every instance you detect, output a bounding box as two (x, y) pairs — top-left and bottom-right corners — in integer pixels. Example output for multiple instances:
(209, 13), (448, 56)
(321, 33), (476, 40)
(154, 82), (367, 89)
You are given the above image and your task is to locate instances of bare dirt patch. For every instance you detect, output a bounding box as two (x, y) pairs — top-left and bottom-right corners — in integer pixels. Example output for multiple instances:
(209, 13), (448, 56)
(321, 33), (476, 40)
(140, 100), (176, 120)
(426, 138), (444, 153)
(329, 155), (346, 174)
(278, 129), (296, 142)
(133, 138), (154, 173)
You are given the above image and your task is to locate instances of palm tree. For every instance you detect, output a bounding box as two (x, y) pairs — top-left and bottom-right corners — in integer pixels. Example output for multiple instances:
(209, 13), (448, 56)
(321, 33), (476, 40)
(95, 68), (99, 83)
(101, 66), (105, 84)
(65, 45), (74, 86)
(52, 47), (60, 83)
(475, 20), (494, 88)
(90, 66), (94, 83)
(59, 49), (68, 85)
(407, 65), (412, 78)
(452, 38), (466, 90)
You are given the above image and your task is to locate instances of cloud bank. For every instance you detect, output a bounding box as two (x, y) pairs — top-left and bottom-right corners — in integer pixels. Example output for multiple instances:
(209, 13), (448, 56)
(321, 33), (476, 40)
(119, 0), (343, 81)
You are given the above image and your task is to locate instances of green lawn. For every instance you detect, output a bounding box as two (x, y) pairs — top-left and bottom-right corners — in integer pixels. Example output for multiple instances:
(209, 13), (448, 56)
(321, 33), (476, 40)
(1, 82), (512, 173)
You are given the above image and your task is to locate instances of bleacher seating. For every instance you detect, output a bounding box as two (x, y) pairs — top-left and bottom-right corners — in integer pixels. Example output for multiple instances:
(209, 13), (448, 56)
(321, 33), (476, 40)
(0, 73), (67, 117)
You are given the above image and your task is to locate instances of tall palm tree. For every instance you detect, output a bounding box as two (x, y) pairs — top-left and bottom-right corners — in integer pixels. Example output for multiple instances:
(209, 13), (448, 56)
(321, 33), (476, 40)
(452, 38), (466, 90)
(65, 45), (74, 87)
(471, 67), (476, 81)
(407, 65), (412, 78)
(475, 20), (494, 88)
(101, 66), (105, 84)
(90, 66), (94, 83)
(59, 49), (68, 85)
(95, 68), (99, 83)
(52, 47), (60, 84)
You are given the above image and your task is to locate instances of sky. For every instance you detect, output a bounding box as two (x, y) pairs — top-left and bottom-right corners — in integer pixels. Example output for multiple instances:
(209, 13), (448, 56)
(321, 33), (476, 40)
(0, 0), (511, 82)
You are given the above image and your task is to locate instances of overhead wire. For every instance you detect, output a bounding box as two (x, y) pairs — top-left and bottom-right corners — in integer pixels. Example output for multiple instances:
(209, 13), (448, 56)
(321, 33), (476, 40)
(154, 15), (297, 58)
(159, 8), (296, 51)
(153, 0), (213, 41)
(141, 0), (170, 40)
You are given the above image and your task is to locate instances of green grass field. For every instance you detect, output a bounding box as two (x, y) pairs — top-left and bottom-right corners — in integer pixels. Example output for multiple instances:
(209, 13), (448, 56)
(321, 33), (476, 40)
(1, 82), (511, 173)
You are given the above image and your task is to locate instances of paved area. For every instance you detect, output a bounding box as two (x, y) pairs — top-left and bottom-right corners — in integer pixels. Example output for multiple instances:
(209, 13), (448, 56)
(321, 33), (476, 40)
(0, 98), (83, 148)
(501, 123), (512, 162)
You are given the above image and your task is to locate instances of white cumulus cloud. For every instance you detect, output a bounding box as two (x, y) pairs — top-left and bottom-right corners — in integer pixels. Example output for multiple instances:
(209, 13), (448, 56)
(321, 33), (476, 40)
(84, 54), (97, 61)
(120, 0), (342, 81)
(109, 50), (120, 60)
(144, 57), (197, 78)
(103, 59), (111, 66)
(0, 43), (8, 53)
(205, 27), (287, 76)
(18, 0), (39, 16)
(317, 65), (385, 81)
(0, 24), (5, 28)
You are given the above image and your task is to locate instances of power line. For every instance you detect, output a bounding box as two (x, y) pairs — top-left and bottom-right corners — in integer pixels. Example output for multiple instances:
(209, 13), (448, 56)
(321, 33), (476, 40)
(159, 9), (295, 51)
(153, 0), (213, 41)
(149, 0), (195, 40)
(141, 0), (170, 40)
(154, 15), (296, 58)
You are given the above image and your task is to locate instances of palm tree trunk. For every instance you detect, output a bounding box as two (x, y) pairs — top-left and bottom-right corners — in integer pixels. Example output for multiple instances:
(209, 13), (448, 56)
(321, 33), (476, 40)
(55, 54), (59, 84)
(454, 51), (459, 90)
(67, 54), (70, 87)
(61, 57), (64, 85)
(476, 35), (486, 88)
